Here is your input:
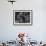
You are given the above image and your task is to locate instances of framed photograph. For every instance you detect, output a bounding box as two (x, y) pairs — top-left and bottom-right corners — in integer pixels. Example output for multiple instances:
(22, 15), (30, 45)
(13, 10), (33, 25)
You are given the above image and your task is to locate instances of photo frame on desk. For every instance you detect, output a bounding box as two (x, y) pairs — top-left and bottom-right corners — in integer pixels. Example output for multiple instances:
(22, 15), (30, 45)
(13, 10), (33, 26)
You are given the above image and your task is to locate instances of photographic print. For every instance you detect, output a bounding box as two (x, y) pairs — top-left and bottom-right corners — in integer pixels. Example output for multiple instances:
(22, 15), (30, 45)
(13, 10), (32, 25)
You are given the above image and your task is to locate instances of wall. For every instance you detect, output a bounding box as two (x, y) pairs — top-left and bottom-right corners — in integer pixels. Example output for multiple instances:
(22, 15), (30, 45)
(0, 0), (46, 42)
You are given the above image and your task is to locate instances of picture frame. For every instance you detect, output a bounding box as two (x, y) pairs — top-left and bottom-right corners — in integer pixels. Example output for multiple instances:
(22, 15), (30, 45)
(13, 10), (33, 25)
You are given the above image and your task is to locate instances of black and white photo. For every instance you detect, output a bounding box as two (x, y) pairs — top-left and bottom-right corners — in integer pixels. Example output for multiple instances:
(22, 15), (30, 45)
(13, 10), (32, 25)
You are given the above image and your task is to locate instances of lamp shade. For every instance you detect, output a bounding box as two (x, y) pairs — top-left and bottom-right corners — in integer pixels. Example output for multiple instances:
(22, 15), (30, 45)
(8, 0), (16, 4)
